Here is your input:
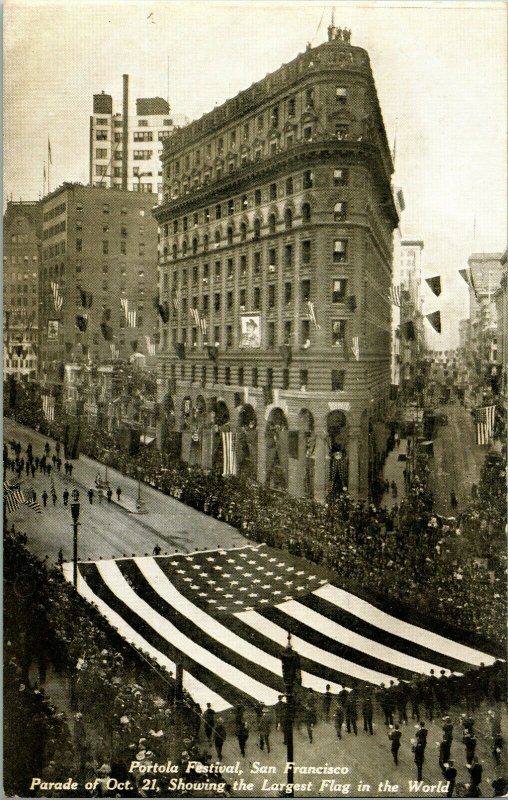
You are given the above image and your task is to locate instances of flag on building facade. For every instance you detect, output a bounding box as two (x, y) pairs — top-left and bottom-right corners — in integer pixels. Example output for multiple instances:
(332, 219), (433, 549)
(109, 342), (120, 360)
(199, 317), (208, 336)
(120, 298), (137, 328)
(221, 431), (237, 476)
(50, 282), (63, 312)
(351, 336), (360, 361)
(144, 336), (157, 356)
(4, 482), (25, 514)
(475, 405), (496, 445)
(389, 285), (401, 307)
(307, 301), (320, 330)
(42, 394), (55, 422)
(190, 308), (200, 326)
(62, 543), (498, 713)
(458, 268), (478, 299)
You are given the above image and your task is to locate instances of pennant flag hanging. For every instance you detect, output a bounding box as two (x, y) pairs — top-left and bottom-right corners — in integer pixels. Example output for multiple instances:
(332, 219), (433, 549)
(459, 268), (478, 299)
(351, 336), (360, 361)
(307, 301), (321, 330)
(389, 285), (401, 307)
(475, 405), (496, 445)
(402, 321), (415, 340)
(221, 431), (237, 476)
(425, 311), (442, 333)
(62, 542), (498, 713)
(425, 276), (442, 297)
(158, 301), (170, 324)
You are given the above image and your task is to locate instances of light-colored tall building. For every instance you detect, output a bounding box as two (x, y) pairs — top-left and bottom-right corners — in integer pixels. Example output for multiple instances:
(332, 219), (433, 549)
(399, 239), (425, 391)
(89, 75), (187, 198)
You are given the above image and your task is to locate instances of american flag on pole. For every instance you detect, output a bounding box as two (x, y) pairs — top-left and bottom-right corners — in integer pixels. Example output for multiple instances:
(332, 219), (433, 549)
(62, 543), (497, 712)
(199, 317), (208, 336)
(50, 282), (63, 312)
(42, 395), (55, 422)
(475, 405), (496, 445)
(190, 308), (200, 326)
(221, 431), (237, 476)
(110, 343), (120, 360)
(3, 482), (25, 514)
(23, 487), (42, 514)
(389, 285), (401, 307)
(144, 336), (157, 356)
(120, 298), (137, 328)
(307, 301), (321, 330)
(351, 336), (360, 361)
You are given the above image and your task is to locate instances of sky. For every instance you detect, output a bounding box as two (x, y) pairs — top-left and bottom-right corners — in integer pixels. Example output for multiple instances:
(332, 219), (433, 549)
(4, 0), (507, 347)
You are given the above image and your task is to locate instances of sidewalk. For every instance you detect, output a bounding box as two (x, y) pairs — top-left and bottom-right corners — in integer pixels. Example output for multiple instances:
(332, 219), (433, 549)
(381, 439), (408, 509)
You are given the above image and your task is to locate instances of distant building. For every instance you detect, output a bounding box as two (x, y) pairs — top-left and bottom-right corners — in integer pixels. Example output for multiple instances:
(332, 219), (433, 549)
(399, 239), (425, 393)
(38, 183), (159, 393)
(89, 75), (188, 198)
(3, 200), (42, 379)
(493, 249), (507, 401)
(153, 27), (399, 501)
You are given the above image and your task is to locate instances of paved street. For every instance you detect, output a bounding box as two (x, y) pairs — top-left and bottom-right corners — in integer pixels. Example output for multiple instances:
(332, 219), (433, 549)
(4, 418), (247, 565)
(428, 402), (487, 516)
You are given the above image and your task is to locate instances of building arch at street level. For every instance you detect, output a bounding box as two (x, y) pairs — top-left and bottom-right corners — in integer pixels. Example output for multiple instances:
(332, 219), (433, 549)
(265, 406), (289, 490)
(327, 409), (349, 494)
(236, 403), (258, 480)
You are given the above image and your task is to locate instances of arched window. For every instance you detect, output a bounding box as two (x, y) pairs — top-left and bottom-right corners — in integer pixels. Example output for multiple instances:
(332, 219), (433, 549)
(172, 243), (177, 260)
(192, 237), (198, 255)
(268, 213), (276, 234)
(253, 218), (261, 240)
(182, 240), (188, 256)
(203, 233), (209, 251)
(240, 222), (247, 242)
(214, 229), (221, 248)
(302, 203), (311, 224)
(227, 226), (233, 246)
(284, 208), (293, 230)
(286, 177), (293, 195)
(163, 245), (169, 258)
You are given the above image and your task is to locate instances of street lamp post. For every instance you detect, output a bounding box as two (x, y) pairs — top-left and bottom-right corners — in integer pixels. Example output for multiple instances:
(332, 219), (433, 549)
(281, 633), (301, 797)
(70, 489), (80, 587)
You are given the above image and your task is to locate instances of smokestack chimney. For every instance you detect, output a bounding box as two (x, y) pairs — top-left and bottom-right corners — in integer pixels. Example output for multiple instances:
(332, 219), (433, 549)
(122, 74), (129, 191)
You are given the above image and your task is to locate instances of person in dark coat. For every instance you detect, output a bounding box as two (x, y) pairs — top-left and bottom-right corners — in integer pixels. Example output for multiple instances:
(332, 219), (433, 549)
(345, 689), (358, 736)
(203, 703), (215, 742)
(362, 691), (374, 735)
(214, 717), (227, 760)
(323, 685), (333, 722)
(335, 702), (345, 739)
(63, 489), (69, 506)
(443, 760), (457, 797)
(463, 730), (477, 765)
(389, 724), (402, 765)
(116, 486), (122, 501)
(259, 707), (272, 752)
(439, 737), (451, 775)
(414, 741), (425, 781)
(88, 488), (94, 504)
(41, 490), (48, 507)
(236, 720), (249, 757)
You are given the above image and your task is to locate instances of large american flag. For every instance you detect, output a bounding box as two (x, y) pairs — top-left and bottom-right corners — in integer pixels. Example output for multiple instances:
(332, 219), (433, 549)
(475, 405), (496, 445)
(63, 544), (496, 712)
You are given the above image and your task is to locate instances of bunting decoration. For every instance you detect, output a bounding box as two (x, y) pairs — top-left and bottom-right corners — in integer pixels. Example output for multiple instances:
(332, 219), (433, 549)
(50, 282), (63, 312)
(76, 315), (88, 332)
(475, 406), (496, 446)
(389, 285), (401, 307)
(425, 311), (442, 333)
(307, 301), (321, 330)
(79, 289), (94, 308)
(221, 431), (237, 476)
(120, 298), (137, 328)
(100, 323), (114, 341)
(351, 336), (360, 361)
(425, 276), (442, 297)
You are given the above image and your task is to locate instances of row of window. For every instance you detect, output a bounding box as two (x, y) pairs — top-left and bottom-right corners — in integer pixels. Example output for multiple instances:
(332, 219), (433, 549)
(168, 318), (350, 349)
(43, 220), (66, 239)
(166, 86), (349, 179)
(4, 358), (36, 369)
(5, 271), (37, 281)
(5, 284), (37, 294)
(43, 202), (66, 223)
(10, 233), (30, 244)
(164, 234), (348, 266)
(163, 362), (346, 392)
(5, 255), (38, 264)
(42, 241), (66, 260)
(6, 296), (36, 307)
(166, 279), (348, 313)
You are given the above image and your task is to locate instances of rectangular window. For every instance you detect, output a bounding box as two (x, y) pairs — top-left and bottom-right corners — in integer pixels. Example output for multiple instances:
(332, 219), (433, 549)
(271, 106), (279, 127)
(334, 201), (347, 221)
(332, 319), (346, 345)
(288, 96), (296, 116)
(332, 278), (347, 302)
(301, 279), (311, 301)
(226, 325), (233, 347)
(215, 260), (221, 280)
(102, 240), (109, 254)
(237, 366), (244, 386)
(253, 286), (261, 309)
(252, 366), (258, 387)
(267, 322), (275, 348)
(96, 130), (108, 140)
(282, 368), (290, 390)
(120, 241), (127, 255)
(254, 251), (261, 274)
(333, 168), (349, 186)
(268, 284), (276, 308)
(201, 365), (206, 385)
(336, 87), (347, 104)
(240, 255), (247, 276)
(268, 248), (277, 270)
(254, 189), (261, 206)
(227, 291), (233, 310)
(96, 148), (108, 159)
(270, 183), (277, 200)
(284, 282), (292, 304)
(284, 244), (293, 267)
(214, 293), (220, 311)
(239, 288), (246, 308)
(303, 170), (313, 189)
(227, 258), (234, 279)
(224, 366), (231, 385)
(302, 240), (311, 264)
(203, 294), (209, 312)
(333, 239), (348, 262)
(331, 369), (345, 391)
(266, 367), (273, 387)
(301, 319), (310, 344)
